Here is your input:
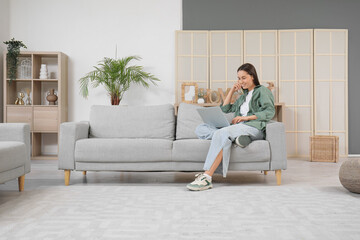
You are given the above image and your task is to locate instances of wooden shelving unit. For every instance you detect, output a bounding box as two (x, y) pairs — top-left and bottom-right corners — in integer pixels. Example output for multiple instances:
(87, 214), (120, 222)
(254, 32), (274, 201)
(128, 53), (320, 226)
(3, 51), (68, 160)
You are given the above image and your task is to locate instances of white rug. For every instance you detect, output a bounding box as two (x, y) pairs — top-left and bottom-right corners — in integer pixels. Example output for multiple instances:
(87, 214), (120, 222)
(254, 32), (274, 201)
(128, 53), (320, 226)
(1, 182), (360, 240)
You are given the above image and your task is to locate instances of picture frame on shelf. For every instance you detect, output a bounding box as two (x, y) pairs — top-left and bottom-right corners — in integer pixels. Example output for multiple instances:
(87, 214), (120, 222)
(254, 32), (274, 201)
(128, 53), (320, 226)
(181, 82), (198, 103)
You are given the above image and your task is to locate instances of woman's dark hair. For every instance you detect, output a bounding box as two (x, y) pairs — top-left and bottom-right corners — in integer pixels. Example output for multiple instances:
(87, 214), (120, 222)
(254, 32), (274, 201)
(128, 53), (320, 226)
(237, 63), (260, 86)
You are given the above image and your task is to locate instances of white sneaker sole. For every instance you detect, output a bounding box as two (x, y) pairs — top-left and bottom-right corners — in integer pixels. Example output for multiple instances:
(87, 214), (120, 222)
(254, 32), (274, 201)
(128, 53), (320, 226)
(187, 184), (213, 191)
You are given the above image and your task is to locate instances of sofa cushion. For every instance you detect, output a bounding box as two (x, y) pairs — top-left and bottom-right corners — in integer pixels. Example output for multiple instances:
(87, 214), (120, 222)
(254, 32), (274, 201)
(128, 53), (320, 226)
(89, 104), (175, 139)
(0, 142), (26, 172)
(176, 103), (205, 140)
(75, 138), (173, 163)
(176, 103), (233, 140)
(172, 139), (211, 162)
(230, 140), (270, 163)
(172, 139), (270, 163)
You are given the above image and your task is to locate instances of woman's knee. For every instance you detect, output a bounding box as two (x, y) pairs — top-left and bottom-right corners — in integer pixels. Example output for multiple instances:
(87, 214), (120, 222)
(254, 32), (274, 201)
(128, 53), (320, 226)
(213, 128), (231, 139)
(195, 124), (216, 139)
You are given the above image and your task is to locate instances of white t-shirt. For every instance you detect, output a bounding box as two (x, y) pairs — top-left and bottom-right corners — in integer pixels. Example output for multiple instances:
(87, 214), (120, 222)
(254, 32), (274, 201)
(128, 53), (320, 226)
(240, 89), (254, 116)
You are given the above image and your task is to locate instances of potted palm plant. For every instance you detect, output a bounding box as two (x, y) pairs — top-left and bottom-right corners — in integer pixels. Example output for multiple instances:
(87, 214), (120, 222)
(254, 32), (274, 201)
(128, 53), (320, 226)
(79, 56), (160, 105)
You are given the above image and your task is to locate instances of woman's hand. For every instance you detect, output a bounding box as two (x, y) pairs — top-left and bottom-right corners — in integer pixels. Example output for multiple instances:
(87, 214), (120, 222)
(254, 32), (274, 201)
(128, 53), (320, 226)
(232, 115), (258, 124)
(232, 116), (248, 124)
(232, 81), (242, 92)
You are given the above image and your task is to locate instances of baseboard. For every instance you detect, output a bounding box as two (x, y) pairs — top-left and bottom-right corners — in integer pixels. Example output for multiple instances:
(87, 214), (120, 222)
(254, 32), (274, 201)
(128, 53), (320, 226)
(348, 154), (360, 158)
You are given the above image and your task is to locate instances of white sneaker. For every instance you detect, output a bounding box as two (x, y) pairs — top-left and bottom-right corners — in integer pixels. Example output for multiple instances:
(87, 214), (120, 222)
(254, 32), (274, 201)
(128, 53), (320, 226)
(186, 173), (213, 191)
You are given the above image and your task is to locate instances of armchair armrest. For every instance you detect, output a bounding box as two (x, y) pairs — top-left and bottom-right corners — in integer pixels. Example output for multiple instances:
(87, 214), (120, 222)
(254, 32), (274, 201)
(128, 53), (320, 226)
(265, 121), (287, 171)
(0, 123), (31, 172)
(58, 121), (90, 170)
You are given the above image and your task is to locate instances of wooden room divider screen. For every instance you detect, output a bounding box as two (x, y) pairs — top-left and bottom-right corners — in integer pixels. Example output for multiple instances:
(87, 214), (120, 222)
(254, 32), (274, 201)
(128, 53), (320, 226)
(175, 29), (348, 158)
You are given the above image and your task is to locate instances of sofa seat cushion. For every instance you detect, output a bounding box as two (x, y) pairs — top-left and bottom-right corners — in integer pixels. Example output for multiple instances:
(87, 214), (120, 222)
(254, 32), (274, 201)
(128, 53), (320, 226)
(172, 139), (211, 162)
(0, 142), (26, 172)
(89, 104), (175, 139)
(172, 139), (270, 163)
(75, 138), (173, 163)
(230, 140), (270, 163)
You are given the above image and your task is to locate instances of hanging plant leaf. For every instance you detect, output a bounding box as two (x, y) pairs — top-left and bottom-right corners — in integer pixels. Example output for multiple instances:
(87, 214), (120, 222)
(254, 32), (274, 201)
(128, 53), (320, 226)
(3, 38), (27, 85)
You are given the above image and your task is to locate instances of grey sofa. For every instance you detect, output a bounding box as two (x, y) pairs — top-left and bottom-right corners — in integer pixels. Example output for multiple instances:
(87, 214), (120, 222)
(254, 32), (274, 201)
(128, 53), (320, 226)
(0, 123), (31, 191)
(59, 103), (287, 185)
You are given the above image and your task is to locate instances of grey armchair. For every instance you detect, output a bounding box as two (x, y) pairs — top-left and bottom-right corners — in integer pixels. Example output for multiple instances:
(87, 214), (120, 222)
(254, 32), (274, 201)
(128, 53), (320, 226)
(0, 123), (31, 191)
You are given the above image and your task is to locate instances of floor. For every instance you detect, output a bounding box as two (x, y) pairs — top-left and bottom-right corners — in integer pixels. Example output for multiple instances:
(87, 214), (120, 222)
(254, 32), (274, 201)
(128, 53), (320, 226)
(0, 158), (360, 239)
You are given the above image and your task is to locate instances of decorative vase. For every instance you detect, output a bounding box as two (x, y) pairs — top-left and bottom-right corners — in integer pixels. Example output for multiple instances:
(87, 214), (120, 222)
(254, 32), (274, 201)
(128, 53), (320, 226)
(46, 89), (58, 105)
(20, 58), (32, 79)
(40, 64), (48, 79)
(25, 88), (31, 105)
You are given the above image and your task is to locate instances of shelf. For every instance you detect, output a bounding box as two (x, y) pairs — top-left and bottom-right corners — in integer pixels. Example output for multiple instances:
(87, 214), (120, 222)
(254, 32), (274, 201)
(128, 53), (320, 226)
(32, 105), (58, 107)
(4, 51), (67, 160)
(6, 79), (32, 82)
(32, 155), (58, 160)
(6, 105), (59, 107)
(33, 79), (58, 82)
(32, 131), (58, 133)
(33, 81), (58, 105)
(6, 104), (32, 107)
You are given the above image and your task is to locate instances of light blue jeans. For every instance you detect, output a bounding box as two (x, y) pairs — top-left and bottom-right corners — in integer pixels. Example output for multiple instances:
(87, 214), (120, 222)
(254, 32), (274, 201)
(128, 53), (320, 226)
(195, 123), (264, 177)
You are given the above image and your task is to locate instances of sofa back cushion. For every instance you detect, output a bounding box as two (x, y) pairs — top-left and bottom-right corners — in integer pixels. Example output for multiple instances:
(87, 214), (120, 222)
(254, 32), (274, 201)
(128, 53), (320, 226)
(176, 103), (203, 140)
(176, 103), (234, 140)
(89, 104), (175, 139)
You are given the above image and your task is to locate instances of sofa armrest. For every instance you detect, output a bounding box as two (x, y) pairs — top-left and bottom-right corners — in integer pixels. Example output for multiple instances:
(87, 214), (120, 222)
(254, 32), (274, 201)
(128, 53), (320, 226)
(265, 121), (287, 170)
(0, 123), (31, 173)
(58, 122), (90, 170)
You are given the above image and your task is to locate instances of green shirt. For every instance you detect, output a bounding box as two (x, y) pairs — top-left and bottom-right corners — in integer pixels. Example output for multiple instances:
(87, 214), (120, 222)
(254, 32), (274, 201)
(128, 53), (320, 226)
(220, 85), (275, 132)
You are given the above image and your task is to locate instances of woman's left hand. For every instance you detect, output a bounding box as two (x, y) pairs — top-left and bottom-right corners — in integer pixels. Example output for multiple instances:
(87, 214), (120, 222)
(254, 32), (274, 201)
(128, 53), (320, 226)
(232, 116), (248, 124)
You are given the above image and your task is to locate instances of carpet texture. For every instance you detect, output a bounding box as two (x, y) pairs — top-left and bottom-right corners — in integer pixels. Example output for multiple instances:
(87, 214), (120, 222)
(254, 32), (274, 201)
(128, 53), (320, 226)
(1, 183), (360, 239)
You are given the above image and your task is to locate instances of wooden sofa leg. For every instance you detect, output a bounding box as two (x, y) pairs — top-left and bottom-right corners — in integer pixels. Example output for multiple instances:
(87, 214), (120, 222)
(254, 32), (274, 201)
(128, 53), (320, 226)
(264, 170), (268, 175)
(83, 171), (87, 176)
(64, 170), (71, 186)
(18, 175), (25, 192)
(275, 170), (281, 185)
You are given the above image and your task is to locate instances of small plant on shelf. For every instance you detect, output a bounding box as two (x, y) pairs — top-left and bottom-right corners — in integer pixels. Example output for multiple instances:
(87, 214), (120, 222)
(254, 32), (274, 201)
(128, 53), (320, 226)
(3, 38), (27, 85)
(79, 56), (160, 105)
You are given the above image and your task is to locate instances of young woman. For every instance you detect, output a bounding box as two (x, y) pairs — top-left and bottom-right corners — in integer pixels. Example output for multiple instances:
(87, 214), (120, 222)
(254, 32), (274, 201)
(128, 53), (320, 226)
(187, 63), (275, 191)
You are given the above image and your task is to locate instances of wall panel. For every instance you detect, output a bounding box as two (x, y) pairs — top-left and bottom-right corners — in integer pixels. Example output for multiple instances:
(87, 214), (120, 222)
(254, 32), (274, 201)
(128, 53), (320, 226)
(279, 29), (313, 157)
(314, 29), (348, 157)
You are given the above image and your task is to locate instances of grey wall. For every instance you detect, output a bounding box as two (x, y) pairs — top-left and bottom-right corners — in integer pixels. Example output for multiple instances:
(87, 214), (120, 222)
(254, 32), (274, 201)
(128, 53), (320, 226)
(0, 0), (10, 123)
(183, 0), (360, 154)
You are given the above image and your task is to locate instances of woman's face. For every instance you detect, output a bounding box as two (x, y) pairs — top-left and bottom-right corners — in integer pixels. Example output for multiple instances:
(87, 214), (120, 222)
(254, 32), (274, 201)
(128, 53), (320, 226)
(237, 70), (255, 90)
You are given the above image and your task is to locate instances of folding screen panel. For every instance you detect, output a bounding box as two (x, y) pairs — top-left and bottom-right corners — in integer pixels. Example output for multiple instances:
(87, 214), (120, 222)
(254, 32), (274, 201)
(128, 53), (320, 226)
(209, 31), (244, 91)
(175, 29), (348, 158)
(314, 29), (348, 156)
(175, 31), (209, 103)
(279, 29), (313, 157)
(244, 30), (278, 101)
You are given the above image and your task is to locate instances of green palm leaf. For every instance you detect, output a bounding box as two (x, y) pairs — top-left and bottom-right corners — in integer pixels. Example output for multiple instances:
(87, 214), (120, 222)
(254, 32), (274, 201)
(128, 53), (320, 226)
(79, 56), (160, 104)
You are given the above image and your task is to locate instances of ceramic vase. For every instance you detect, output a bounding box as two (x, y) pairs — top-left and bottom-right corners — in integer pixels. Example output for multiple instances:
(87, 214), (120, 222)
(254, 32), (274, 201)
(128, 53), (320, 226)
(46, 89), (58, 105)
(40, 64), (48, 79)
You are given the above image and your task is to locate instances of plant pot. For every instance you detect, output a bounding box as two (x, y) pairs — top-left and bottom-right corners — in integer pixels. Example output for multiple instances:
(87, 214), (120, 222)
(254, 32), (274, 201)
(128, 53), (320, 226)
(111, 95), (121, 105)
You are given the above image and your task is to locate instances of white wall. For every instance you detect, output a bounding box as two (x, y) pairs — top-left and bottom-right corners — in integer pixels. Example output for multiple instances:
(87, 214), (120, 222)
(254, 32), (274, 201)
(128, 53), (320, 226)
(0, 0), (10, 123)
(9, 0), (182, 121)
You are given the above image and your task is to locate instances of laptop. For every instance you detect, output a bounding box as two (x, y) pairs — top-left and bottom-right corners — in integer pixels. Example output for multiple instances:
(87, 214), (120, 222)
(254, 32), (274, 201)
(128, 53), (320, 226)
(196, 107), (230, 128)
